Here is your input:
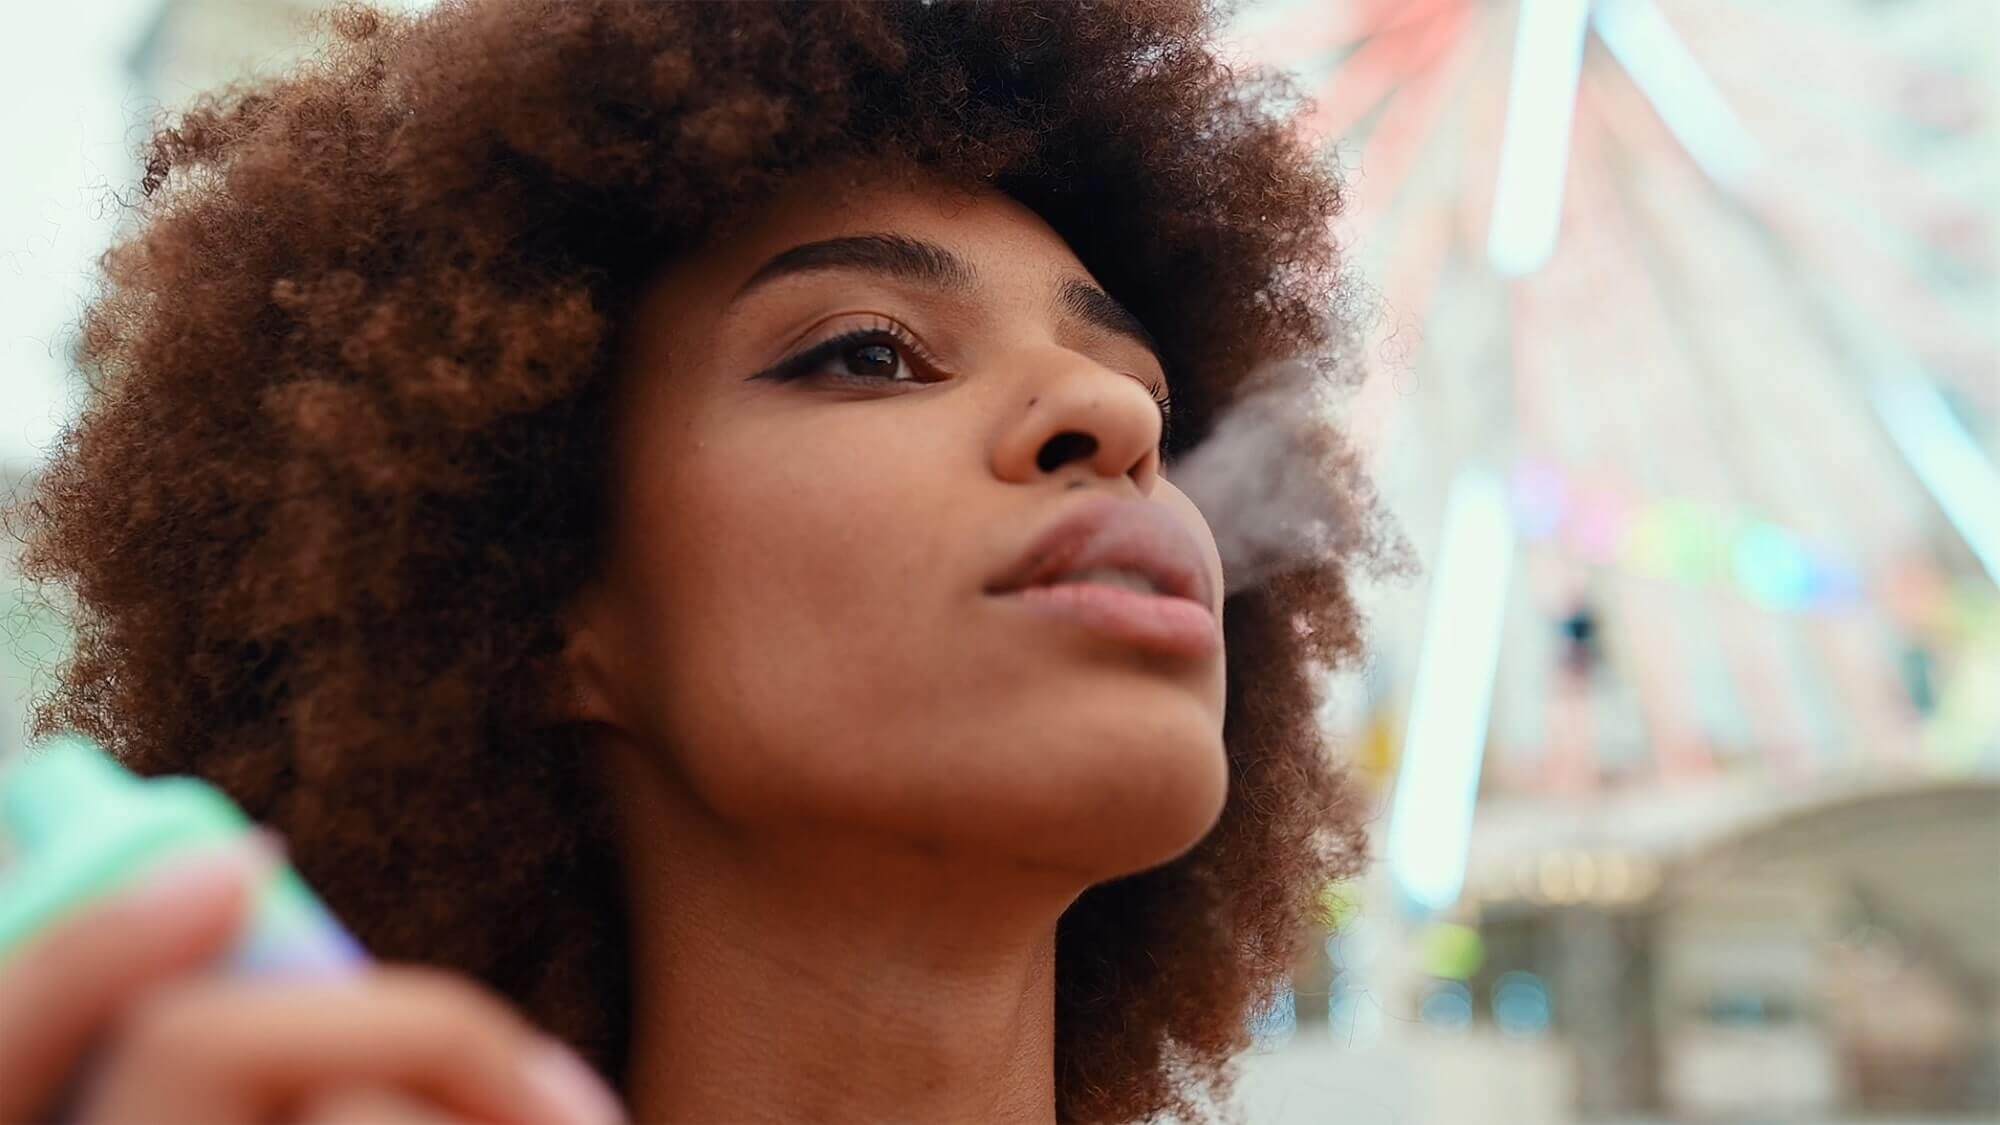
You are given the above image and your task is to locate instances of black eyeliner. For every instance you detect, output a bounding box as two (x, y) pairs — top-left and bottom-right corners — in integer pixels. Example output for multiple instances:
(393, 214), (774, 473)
(753, 326), (1175, 453)
(754, 332), (872, 383)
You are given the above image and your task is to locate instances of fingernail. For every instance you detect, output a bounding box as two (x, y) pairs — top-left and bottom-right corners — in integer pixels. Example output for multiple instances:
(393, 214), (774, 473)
(250, 826), (290, 861)
(523, 1038), (627, 1125)
(122, 839), (273, 918)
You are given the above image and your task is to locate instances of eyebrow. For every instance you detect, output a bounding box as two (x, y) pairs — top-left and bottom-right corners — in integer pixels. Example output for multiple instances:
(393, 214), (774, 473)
(731, 232), (1164, 363)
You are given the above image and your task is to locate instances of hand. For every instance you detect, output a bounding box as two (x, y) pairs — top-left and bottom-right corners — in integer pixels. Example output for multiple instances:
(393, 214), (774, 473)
(0, 835), (626, 1125)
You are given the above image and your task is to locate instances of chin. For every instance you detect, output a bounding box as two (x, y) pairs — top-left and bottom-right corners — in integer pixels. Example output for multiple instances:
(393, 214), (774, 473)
(737, 672), (1231, 879)
(1011, 720), (1230, 880)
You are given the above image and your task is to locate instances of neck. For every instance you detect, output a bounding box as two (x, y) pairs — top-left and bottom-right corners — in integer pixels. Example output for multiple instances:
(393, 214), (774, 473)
(601, 742), (1071, 1124)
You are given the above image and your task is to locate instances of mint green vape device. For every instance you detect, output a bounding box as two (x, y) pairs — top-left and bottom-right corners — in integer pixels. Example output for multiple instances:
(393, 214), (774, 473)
(0, 732), (369, 976)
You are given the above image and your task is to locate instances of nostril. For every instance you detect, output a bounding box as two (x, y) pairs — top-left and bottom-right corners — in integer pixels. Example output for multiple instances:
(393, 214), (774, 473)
(1037, 431), (1096, 473)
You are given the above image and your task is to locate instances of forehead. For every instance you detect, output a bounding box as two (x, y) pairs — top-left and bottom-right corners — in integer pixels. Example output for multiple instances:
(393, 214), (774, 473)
(676, 166), (1091, 296)
(619, 163), (1168, 386)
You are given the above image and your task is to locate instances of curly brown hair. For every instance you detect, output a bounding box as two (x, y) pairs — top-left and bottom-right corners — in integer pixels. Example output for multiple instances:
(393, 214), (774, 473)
(4, 0), (1386, 1119)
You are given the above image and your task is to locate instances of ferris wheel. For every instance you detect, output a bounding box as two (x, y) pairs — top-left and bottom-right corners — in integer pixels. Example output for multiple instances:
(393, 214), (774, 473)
(1227, 0), (2000, 788)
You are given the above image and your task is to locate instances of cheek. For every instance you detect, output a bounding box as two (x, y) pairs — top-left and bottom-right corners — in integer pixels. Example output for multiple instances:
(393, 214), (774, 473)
(618, 424), (959, 812)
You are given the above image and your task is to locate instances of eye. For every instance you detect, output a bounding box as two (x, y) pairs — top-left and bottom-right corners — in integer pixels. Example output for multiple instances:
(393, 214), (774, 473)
(756, 319), (1177, 454)
(758, 316), (944, 387)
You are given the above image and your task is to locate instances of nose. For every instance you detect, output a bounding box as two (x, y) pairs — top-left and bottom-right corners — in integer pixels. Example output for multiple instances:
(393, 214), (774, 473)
(990, 352), (1165, 495)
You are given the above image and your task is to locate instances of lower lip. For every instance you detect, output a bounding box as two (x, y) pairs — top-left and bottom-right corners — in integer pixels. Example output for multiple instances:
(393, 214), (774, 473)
(990, 582), (1220, 658)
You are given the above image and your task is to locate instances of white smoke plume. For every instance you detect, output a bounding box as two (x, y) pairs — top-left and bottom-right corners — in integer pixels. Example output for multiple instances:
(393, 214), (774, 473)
(1172, 355), (1411, 599)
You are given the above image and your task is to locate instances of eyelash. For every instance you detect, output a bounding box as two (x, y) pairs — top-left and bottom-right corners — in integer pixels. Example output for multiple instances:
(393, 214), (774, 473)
(760, 316), (1177, 451)
(763, 316), (946, 387)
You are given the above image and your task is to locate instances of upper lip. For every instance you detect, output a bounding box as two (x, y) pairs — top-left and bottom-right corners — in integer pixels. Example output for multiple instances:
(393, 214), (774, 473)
(984, 495), (1214, 609)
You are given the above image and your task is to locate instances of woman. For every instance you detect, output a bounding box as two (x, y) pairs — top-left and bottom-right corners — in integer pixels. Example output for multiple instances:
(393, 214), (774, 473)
(0, 0), (1386, 1120)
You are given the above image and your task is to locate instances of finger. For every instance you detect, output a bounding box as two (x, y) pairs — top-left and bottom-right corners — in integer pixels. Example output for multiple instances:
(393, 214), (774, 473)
(75, 966), (625, 1125)
(0, 836), (278, 1123)
(294, 1083), (462, 1125)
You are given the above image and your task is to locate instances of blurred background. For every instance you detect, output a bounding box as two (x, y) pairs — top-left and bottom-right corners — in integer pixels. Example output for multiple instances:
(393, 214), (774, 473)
(2, 1), (1995, 1122)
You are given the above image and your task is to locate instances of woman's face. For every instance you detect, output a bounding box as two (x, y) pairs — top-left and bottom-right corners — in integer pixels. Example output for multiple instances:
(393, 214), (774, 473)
(567, 166), (1228, 879)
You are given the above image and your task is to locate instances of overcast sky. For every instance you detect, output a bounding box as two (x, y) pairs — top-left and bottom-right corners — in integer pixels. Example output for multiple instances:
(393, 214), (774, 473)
(0, 0), (165, 469)
(0, 0), (459, 472)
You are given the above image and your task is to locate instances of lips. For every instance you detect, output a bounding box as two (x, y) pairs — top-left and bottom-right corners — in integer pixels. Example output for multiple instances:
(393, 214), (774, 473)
(984, 495), (1216, 611)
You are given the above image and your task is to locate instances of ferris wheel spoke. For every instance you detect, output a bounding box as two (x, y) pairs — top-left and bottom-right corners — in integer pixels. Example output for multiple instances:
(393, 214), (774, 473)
(1592, 0), (1756, 191)
(1341, 1), (1490, 220)
(1300, 0), (1470, 147)
(1486, 0), (1592, 277)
